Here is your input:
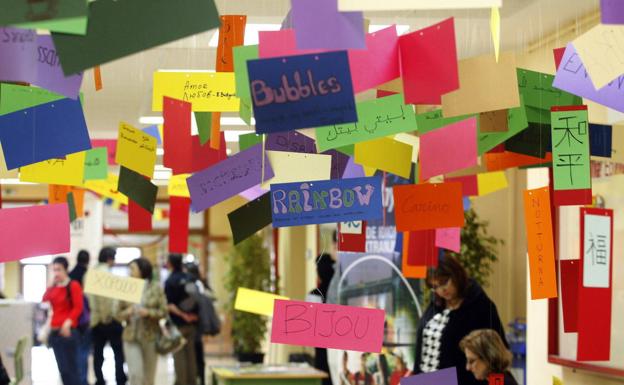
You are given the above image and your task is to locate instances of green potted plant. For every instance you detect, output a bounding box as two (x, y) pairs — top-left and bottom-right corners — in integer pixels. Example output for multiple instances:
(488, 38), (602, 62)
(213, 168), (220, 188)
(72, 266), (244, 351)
(224, 233), (272, 363)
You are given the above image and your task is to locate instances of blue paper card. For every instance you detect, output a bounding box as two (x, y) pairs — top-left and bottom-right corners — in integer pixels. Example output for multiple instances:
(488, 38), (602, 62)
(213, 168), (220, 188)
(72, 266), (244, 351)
(0, 98), (91, 169)
(270, 176), (383, 227)
(142, 124), (162, 145)
(247, 51), (357, 133)
(589, 123), (612, 158)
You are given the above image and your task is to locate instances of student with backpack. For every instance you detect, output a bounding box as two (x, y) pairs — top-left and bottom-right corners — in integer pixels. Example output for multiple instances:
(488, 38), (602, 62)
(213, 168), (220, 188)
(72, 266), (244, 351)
(69, 250), (92, 385)
(42, 256), (84, 385)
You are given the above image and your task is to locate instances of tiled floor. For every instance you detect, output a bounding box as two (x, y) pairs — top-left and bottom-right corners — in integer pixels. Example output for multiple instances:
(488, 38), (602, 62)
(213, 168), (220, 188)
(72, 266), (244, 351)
(31, 346), (236, 385)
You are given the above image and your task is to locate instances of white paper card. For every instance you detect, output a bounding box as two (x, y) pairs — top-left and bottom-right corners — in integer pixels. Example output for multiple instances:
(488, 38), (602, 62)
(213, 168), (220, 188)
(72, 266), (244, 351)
(583, 214), (611, 288)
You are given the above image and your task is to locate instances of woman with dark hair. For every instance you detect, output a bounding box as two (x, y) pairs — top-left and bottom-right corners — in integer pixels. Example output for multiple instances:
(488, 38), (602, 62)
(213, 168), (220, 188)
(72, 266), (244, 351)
(413, 254), (507, 385)
(460, 329), (518, 385)
(117, 258), (167, 385)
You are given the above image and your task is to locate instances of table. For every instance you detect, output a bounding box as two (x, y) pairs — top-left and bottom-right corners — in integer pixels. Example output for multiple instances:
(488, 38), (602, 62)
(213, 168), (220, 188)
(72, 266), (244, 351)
(211, 364), (328, 385)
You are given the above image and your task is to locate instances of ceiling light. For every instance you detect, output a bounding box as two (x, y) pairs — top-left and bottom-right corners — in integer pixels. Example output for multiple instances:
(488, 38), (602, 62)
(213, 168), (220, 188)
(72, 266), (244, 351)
(139, 116), (164, 125)
(209, 23), (282, 47)
(370, 24), (410, 35)
(153, 169), (172, 181)
(156, 148), (164, 155)
(221, 116), (256, 126)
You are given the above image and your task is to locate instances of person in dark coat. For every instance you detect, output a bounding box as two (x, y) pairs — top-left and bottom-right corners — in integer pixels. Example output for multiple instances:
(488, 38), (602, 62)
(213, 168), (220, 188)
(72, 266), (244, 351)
(310, 252), (336, 385)
(460, 329), (519, 385)
(69, 250), (90, 287)
(413, 254), (507, 385)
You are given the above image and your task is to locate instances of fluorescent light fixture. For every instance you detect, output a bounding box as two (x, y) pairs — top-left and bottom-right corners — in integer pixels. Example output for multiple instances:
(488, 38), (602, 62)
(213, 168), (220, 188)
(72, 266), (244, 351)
(156, 148), (164, 156)
(369, 24), (410, 35)
(221, 116), (256, 126)
(225, 130), (254, 142)
(153, 169), (172, 181)
(209, 23), (281, 47)
(139, 116), (164, 125)
(0, 178), (35, 185)
(139, 116), (255, 126)
(226, 148), (233, 155)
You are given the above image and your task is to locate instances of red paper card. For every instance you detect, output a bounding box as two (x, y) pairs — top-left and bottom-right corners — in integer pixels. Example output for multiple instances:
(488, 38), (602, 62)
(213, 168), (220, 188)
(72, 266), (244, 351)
(577, 208), (613, 361)
(169, 196), (191, 253)
(488, 373), (505, 385)
(398, 18), (459, 104)
(215, 15), (247, 72)
(560, 259), (579, 333)
(349, 25), (400, 94)
(553, 188), (592, 207)
(402, 231), (427, 279)
(393, 182), (464, 231)
(128, 199), (152, 232)
(445, 175), (479, 196)
(553, 47), (566, 70)
(258, 29), (321, 58)
(406, 230), (438, 267)
(338, 221), (366, 252)
(163, 97), (192, 173)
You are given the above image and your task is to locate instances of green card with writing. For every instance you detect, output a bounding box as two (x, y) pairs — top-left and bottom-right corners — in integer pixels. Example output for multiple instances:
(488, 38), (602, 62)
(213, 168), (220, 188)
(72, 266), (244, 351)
(14, 16), (88, 35)
(1, 0), (87, 26)
(52, 0), (220, 75)
(233, 45), (259, 101)
(551, 107), (590, 190)
(517, 68), (582, 111)
(194, 112), (212, 145)
(84, 147), (108, 181)
(417, 109), (478, 134)
(0, 84), (64, 115)
(239, 132), (263, 151)
(315, 94), (417, 152)
(478, 100), (529, 155)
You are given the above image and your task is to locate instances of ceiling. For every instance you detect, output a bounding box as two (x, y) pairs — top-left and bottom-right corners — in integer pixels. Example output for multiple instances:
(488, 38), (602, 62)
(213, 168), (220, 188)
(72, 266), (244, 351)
(80, 0), (599, 140)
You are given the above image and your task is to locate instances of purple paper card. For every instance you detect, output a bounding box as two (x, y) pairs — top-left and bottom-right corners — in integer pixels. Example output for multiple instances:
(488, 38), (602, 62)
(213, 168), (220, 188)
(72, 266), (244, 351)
(323, 149), (349, 179)
(291, 0), (365, 50)
(35, 35), (83, 99)
(0, 27), (37, 83)
(342, 156), (365, 179)
(239, 184), (268, 201)
(187, 143), (274, 212)
(400, 367), (458, 385)
(265, 131), (317, 153)
(553, 43), (624, 113)
(601, 0), (624, 24)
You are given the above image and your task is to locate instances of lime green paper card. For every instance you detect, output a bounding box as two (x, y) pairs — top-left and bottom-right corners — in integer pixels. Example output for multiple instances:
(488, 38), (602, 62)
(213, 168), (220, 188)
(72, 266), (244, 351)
(517, 68), (582, 111)
(417, 109), (478, 135)
(233, 45), (259, 101)
(15, 16), (88, 35)
(551, 107), (590, 190)
(194, 112), (212, 145)
(239, 132), (262, 151)
(84, 147), (109, 181)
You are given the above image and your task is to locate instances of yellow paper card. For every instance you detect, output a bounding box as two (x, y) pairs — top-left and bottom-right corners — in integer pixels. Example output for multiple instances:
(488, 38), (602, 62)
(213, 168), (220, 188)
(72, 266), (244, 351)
(363, 165), (377, 176)
(115, 122), (157, 178)
(20, 152), (86, 186)
(553, 376), (563, 385)
(234, 287), (289, 316)
(0, 144), (18, 178)
(152, 71), (240, 112)
(573, 24), (624, 90)
(262, 151), (332, 188)
(84, 173), (128, 205)
(490, 7), (500, 62)
(168, 174), (191, 198)
(84, 268), (146, 304)
(394, 133), (420, 163)
(354, 137), (412, 179)
(477, 171), (508, 196)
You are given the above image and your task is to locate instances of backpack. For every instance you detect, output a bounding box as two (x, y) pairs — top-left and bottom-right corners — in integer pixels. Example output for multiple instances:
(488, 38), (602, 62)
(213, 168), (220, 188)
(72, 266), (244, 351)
(196, 293), (221, 336)
(66, 282), (90, 330)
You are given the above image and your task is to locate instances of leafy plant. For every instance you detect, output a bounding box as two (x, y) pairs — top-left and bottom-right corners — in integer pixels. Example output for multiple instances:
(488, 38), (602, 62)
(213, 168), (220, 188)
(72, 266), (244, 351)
(224, 234), (272, 354)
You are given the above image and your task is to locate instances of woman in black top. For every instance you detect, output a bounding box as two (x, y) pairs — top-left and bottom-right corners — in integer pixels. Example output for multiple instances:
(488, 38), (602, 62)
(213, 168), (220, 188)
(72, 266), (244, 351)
(460, 329), (519, 385)
(413, 255), (507, 385)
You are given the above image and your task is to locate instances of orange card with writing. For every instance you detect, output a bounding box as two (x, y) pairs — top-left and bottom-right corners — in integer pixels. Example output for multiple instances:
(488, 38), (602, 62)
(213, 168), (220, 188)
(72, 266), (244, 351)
(523, 187), (558, 299)
(216, 15), (247, 72)
(393, 182), (464, 231)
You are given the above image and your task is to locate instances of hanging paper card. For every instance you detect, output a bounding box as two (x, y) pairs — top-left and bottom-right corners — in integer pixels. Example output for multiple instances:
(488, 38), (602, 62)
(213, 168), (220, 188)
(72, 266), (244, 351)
(168, 174), (191, 198)
(266, 131), (317, 153)
(84, 147), (108, 181)
(169, 196), (191, 253)
(117, 167), (158, 214)
(35, 35), (83, 99)
(0, 84), (64, 116)
(479, 109), (509, 133)
(227, 193), (272, 245)
(291, 0), (365, 50)
(325, 149), (350, 179)
(0, 204), (70, 263)
(142, 125), (161, 145)
(0, 0), (87, 26)
(406, 230), (438, 266)
(84, 268), (146, 304)
(523, 187), (558, 299)
(271, 299), (385, 353)
(419, 117), (478, 179)
(187, 144), (274, 212)
(128, 199), (152, 233)
(0, 27), (37, 84)
(52, 0), (219, 75)
(578, 207), (613, 361)
(484, 151), (552, 172)
(393, 133), (420, 163)
(354, 137), (412, 179)
(488, 374), (504, 385)
(263, 151), (331, 187)
(258, 29), (322, 59)
(14, 16), (88, 35)
(115, 122), (157, 178)
(553, 44), (624, 113)
(560, 259), (579, 332)
(338, 221), (366, 252)
(215, 15), (247, 72)
(239, 132), (263, 151)
(573, 24), (624, 90)
(234, 287), (289, 316)
(91, 139), (117, 165)
(477, 171), (508, 196)
(349, 26), (400, 93)
(551, 106), (591, 191)
(0, 98), (91, 169)
(233, 45), (259, 101)
(601, 0), (624, 24)
(417, 109), (477, 135)
(401, 232), (427, 279)
(195, 112), (212, 145)
(398, 18), (459, 104)
(270, 176), (383, 227)
(435, 227), (460, 253)
(152, 72), (239, 112)
(400, 367), (458, 385)
(20, 151), (86, 186)
(337, 0), (500, 10)
(441, 53), (520, 117)
(315, 94), (417, 152)
(553, 47), (566, 69)
(84, 173), (128, 205)
(247, 51), (357, 133)
(505, 123), (551, 159)
(518, 68), (582, 111)
(445, 175), (479, 197)
(478, 104), (528, 154)
(393, 182), (464, 231)
(589, 123), (612, 157)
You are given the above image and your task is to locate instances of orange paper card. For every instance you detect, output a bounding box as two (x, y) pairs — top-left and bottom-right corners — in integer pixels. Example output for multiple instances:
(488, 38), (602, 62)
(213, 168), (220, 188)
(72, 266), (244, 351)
(216, 15), (247, 72)
(401, 231), (428, 279)
(523, 187), (558, 299)
(393, 182), (464, 231)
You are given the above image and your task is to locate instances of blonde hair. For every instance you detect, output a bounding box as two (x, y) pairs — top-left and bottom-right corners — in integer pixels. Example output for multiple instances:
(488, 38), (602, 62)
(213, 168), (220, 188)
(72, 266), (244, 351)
(459, 329), (512, 373)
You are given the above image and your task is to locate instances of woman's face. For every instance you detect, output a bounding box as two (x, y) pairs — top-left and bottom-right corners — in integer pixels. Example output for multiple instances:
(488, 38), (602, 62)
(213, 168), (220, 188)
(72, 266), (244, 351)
(129, 262), (141, 279)
(465, 348), (489, 380)
(52, 263), (67, 284)
(431, 276), (458, 302)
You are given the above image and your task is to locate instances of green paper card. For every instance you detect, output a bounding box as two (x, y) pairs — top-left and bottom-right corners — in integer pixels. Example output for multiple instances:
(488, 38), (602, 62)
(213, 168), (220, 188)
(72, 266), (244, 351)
(517, 68), (582, 111)
(51, 0), (220, 75)
(525, 106), (551, 125)
(67, 191), (77, 223)
(194, 112), (212, 145)
(478, 103), (529, 155)
(0, 84), (64, 115)
(416, 109), (478, 135)
(335, 145), (354, 157)
(315, 94), (417, 152)
(84, 147), (108, 181)
(239, 97), (253, 126)
(117, 166), (158, 213)
(233, 45), (259, 101)
(14, 16), (88, 35)
(239, 132), (262, 151)
(551, 106), (591, 190)
(0, 0), (87, 26)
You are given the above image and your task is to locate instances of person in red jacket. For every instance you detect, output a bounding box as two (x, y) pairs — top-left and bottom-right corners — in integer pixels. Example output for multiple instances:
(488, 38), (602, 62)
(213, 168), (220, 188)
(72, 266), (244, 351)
(42, 256), (83, 385)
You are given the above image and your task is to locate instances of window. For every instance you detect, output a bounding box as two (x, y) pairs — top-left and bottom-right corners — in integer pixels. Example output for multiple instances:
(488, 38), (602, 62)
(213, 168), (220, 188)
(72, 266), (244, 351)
(22, 264), (47, 302)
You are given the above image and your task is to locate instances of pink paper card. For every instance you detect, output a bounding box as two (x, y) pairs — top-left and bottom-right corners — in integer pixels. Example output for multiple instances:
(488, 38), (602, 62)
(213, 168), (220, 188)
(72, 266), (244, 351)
(0, 204), (70, 262)
(419, 117), (478, 179)
(349, 25), (400, 93)
(435, 227), (461, 253)
(271, 299), (385, 353)
(258, 29), (321, 58)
